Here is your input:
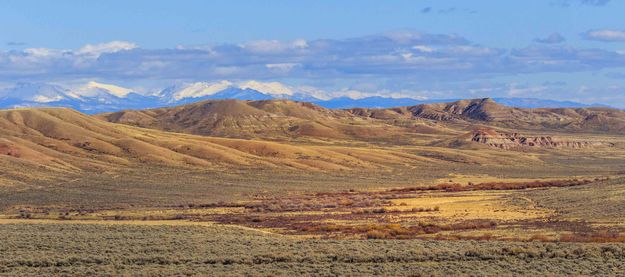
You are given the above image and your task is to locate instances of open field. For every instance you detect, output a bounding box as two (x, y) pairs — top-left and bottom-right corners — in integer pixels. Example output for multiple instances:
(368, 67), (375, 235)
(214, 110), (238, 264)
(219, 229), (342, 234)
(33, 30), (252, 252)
(3, 177), (625, 242)
(2, 175), (625, 276)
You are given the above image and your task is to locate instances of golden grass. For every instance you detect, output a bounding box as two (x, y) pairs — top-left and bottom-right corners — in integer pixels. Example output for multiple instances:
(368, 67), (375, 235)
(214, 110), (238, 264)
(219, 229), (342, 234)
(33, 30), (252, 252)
(389, 191), (552, 222)
(434, 173), (580, 185)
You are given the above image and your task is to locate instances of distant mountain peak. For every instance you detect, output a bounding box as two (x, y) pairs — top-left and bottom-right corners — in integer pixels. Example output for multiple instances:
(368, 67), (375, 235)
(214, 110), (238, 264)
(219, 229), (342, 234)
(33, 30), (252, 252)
(78, 81), (134, 98)
(158, 80), (297, 102)
(238, 80), (293, 96)
(0, 82), (72, 103)
(165, 81), (233, 101)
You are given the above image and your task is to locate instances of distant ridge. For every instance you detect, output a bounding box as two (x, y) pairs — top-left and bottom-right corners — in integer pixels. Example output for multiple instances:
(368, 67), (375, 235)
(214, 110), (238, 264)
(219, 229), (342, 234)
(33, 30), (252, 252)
(349, 98), (625, 133)
(96, 99), (427, 140)
(99, 98), (625, 138)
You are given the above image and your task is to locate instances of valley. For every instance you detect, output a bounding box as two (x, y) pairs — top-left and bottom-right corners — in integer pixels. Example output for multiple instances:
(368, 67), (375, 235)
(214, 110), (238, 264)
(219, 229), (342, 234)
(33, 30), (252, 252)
(1, 98), (625, 275)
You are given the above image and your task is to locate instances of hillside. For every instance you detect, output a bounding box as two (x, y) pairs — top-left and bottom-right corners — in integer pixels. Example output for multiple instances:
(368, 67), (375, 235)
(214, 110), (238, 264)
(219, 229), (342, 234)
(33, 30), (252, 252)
(349, 98), (625, 134)
(97, 99), (446, 141)
(0, 107), (468, 186)
(99, 98), (625, 147)
(2, 99), (623, 188)
(5, 104), (608, 189)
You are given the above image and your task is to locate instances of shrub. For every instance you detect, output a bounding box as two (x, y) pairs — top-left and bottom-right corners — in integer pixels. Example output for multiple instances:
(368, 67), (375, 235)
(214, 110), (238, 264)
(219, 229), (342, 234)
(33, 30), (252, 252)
(366, 230), (387, 239)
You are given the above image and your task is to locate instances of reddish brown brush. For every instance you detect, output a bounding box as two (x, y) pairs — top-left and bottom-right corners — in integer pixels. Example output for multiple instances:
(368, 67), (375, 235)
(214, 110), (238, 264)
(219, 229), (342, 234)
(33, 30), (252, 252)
(294, 220), (497, 239)
(390, 178), (599, 193)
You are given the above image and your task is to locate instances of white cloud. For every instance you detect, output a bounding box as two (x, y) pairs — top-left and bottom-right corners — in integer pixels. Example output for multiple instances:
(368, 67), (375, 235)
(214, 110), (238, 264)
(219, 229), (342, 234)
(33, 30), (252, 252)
(23, 48), (66, 57)
(582, 29), (625, 42)
(412, 45), (435, 53)
(76, 41), (137, 57)
(265, 63), (299, 71)
(239, 39), (308, 53)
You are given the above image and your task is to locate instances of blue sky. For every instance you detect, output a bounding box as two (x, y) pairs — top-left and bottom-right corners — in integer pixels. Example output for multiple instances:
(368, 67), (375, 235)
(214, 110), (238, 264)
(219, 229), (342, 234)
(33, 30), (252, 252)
(1, 0), (625, 106)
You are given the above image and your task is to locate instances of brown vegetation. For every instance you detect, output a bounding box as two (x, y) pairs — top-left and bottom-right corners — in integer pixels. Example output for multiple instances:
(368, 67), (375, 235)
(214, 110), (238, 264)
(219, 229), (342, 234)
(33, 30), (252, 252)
(295, 220), (498, 239)
(391, 178), (597, 193)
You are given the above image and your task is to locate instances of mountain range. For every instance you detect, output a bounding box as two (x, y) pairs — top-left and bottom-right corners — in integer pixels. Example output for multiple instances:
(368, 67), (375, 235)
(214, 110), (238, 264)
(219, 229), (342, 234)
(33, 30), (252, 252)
(0, 81), (610, 113)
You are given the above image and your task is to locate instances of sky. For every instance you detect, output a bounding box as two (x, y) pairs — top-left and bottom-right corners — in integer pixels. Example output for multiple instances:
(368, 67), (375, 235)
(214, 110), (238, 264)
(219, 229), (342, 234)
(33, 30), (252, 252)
(1, 0), (625, 106)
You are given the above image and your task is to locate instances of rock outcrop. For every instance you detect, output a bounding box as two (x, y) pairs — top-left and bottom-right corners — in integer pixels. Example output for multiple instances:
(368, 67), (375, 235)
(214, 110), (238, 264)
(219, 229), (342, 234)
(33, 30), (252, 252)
(467, 128), (611, 150)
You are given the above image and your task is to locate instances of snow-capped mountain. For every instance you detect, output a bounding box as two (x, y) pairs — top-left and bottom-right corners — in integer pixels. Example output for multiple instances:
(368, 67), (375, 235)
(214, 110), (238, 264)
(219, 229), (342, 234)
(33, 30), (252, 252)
(0, 80), (608, 114)
(159, 81), (235, 102)
(0, 83), (75, 103)
(155, 80), (324, 105)
(0, 81), (160, 113)
(0, 83), (83, 111)
(76, 81), (135, 98)
(158, 81), (306, 102)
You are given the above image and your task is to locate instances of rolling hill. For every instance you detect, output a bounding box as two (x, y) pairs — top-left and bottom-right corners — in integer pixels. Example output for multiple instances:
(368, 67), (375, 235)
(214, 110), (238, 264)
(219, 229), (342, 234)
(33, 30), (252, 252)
(2, 97), (624, 188)
(349, 98), (625, 134)
(99, 98), (625, 145)
(97, 99), (447, 141)
(1, 99), (624, 211)
(0, 107), (469, 186)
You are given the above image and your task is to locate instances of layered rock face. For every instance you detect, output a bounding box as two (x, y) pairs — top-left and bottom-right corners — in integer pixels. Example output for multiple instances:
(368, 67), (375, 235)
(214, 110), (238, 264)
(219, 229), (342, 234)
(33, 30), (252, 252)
(468, 128), (610, 150)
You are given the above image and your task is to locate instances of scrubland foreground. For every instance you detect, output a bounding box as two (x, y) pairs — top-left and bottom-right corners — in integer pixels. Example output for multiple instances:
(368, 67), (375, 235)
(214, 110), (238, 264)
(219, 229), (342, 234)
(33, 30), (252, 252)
(1, 98), (625, 275)
(2, 223), (625, 276)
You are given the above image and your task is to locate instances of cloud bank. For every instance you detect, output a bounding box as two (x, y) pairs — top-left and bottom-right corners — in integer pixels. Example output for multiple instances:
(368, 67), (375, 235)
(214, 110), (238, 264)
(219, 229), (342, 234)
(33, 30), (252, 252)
(1, 31), (625, 107)
(1, 31), (624, 82)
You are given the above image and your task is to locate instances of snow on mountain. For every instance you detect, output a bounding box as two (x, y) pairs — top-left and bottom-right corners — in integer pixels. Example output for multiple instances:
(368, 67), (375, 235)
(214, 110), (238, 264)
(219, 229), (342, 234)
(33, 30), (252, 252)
(238, 81), (293, 96)
(0, 80), (609, 113)
(0, 81), (151, 113)
(74, 81), (135, 98)
(0, 83), (76, 103)
(159, 80), (295, 103)
(162, 81), (233, 102)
